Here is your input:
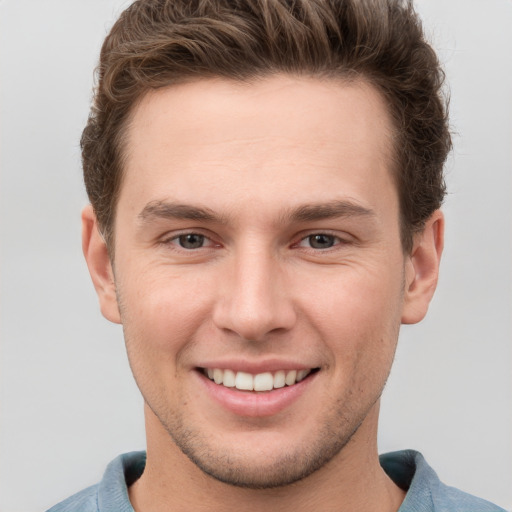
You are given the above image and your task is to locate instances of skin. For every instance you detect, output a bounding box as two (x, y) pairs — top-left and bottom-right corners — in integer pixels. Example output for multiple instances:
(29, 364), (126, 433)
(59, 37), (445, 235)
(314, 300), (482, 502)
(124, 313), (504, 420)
(83, 75), (443, 512)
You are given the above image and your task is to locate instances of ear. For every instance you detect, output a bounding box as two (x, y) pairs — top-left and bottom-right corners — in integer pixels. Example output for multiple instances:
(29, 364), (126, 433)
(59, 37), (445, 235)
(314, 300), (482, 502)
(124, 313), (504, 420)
(401, 210), (444, 325)
(82, 205), (121, 324)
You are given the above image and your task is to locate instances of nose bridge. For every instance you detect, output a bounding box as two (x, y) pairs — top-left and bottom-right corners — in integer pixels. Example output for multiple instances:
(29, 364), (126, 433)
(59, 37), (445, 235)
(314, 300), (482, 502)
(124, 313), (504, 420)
(213, 240), (295, 340)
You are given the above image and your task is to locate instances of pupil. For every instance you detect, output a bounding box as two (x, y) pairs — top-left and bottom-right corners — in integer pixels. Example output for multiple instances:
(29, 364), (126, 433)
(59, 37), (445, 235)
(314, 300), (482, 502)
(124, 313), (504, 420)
(179, 234), (204, 249)
(309, 234), (334, 249)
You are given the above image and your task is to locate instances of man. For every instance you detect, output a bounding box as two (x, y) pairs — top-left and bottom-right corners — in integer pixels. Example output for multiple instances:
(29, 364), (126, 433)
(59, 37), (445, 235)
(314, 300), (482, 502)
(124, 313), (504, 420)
(47, 0), (505, 511)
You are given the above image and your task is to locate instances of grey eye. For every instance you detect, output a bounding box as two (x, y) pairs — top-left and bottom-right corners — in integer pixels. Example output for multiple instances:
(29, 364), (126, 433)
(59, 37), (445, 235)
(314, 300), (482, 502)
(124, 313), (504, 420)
(308, 234), (336, 249)
(178, 234), (205, 249)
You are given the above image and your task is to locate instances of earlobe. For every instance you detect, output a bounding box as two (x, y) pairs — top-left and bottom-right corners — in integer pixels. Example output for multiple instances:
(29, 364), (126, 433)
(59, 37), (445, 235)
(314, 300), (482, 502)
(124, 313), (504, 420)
(81, 205), (121, 324)
(401, 210), (444, 325)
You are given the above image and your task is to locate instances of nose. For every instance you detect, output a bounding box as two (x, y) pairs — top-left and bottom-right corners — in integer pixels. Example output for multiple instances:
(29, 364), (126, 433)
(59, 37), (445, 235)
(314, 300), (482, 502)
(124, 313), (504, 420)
(212, 245), (297, 341)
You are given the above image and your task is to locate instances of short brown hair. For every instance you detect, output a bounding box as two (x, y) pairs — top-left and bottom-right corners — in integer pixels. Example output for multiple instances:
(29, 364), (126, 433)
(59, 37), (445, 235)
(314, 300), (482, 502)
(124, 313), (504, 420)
(82, 0), (451, 253)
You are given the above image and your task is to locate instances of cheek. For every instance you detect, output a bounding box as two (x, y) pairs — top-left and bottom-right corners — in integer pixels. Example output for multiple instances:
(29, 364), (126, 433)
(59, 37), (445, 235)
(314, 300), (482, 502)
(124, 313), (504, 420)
(302, 262), (403, 330)
(117, 270), (216, 407)
(118, 268), (214, 358)
(297, 263), (404, 374)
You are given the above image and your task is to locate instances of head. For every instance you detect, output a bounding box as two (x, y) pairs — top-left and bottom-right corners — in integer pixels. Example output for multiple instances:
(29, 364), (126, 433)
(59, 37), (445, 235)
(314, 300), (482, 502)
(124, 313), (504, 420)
(81, 0), (448, 493)
(82, 0), (451, 256)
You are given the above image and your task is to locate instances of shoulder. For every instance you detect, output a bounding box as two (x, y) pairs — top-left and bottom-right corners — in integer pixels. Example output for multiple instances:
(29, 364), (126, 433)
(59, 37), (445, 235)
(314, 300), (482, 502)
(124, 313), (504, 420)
(45, 484), (99, 512)
(432, 483), (508, 512)
(380, 450), (507, 512)
(45, 451), (146, 512)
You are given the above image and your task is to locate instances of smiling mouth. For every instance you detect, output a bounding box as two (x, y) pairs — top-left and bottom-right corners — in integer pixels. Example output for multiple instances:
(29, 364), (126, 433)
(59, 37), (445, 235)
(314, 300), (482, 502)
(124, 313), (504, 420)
(200, 368), (320, 392)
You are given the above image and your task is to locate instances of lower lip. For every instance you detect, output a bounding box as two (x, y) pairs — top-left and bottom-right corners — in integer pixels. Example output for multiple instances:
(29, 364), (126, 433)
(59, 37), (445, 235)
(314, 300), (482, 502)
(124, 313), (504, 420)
(196, 371), (317, 417)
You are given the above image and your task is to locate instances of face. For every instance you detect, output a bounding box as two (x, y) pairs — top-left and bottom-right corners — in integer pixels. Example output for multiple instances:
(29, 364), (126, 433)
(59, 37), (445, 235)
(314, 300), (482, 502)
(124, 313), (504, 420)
(85, 75), (441, 488)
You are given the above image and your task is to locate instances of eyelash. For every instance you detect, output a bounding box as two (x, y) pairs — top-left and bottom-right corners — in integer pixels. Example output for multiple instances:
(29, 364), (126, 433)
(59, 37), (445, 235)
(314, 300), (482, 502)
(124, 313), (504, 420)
(161, 232), (219, 251)
(295, 233), (344, 250)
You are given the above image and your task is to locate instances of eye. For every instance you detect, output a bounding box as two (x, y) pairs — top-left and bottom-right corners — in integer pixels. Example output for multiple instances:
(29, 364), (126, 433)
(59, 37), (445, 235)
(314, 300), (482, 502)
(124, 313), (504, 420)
(175, 233), (206, 249)
(160, 230), (221, 253)
(159, 231), (221, 256)
(299, 233), (339, 249)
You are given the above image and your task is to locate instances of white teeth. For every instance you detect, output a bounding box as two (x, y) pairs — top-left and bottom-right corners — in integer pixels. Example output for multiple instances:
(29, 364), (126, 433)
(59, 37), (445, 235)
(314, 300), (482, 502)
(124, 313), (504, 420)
(223, 369), (236, 387)
(204, 368), (313, 390)
(273, 370), (285, 389)
(235, 371), (254, 390)
(213, 368), (224, 385)
(253, 372), (273, 391)
(285, 370), (297, 386)
(296, 369), (309, 382)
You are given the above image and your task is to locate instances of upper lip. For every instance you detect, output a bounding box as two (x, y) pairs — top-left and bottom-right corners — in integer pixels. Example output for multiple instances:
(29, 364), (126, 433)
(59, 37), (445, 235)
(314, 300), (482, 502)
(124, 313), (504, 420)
(195, 358), (318, 374)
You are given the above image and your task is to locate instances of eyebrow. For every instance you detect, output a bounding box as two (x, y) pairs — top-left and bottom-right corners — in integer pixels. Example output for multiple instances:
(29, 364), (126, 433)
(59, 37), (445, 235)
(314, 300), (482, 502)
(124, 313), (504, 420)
(137, 199), (375, 225)
(284, 200), (375, 223)
(138, 201), (224, 224)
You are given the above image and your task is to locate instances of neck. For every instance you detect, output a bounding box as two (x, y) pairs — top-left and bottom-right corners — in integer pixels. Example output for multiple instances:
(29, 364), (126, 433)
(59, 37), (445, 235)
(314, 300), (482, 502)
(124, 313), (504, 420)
(129, 404), (405, 512)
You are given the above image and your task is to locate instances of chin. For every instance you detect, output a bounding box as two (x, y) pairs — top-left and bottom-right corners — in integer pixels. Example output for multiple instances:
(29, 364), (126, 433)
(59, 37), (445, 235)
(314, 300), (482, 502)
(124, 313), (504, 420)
(155, 405), (364, 489)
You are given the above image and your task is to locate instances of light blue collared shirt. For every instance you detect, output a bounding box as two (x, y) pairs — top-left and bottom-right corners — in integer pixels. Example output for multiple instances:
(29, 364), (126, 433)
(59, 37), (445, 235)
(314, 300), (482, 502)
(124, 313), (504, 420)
(47, 450), (506, 511)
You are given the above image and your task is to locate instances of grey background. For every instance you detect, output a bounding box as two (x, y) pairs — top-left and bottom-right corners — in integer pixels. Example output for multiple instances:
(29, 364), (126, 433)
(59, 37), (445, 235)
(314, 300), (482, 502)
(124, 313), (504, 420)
(1, 1), (511, 511)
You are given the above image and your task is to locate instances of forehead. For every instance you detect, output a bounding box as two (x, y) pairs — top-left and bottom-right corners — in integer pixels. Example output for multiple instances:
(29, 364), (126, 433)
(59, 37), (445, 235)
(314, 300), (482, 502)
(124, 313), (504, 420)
(119, 75), (397, 223)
